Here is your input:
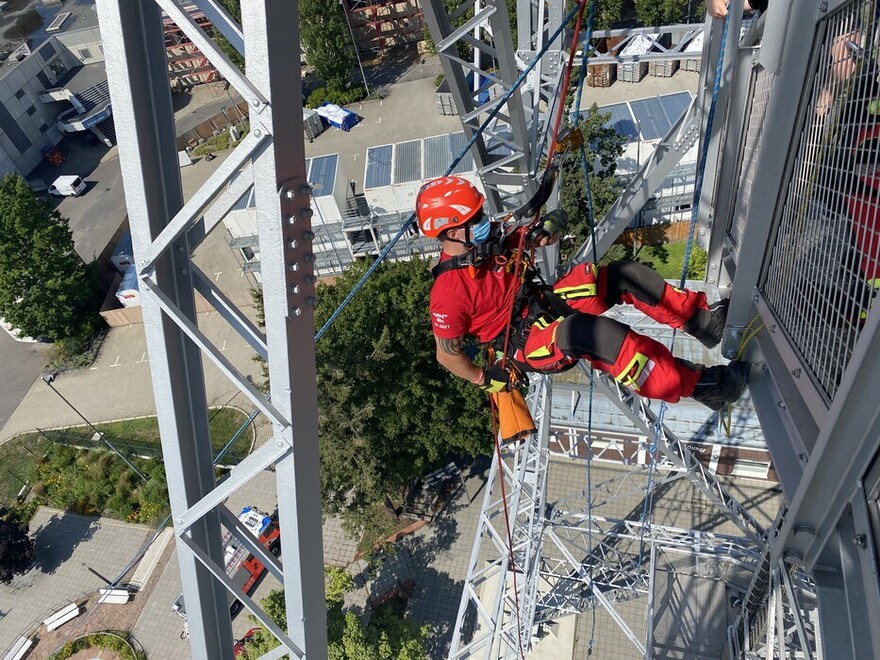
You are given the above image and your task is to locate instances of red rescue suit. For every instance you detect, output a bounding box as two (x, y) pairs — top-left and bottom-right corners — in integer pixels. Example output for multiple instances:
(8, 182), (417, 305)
(430, 256), (709, 403)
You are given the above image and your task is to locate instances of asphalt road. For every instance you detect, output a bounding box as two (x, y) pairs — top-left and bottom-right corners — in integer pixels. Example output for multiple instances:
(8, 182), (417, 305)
(0, 330), (48, 430)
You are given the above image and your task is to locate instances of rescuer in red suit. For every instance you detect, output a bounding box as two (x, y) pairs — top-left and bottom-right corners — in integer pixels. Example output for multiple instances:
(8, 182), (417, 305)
(417, 176), (750, 410)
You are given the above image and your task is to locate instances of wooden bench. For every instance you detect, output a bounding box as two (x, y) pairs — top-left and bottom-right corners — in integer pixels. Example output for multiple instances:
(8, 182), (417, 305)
(98, 588), (131, 605)
(2, 636), (33, 660)
(44, 602), (81, 631)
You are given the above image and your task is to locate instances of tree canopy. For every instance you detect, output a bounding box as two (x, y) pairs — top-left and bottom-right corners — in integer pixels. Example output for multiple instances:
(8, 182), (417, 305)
(300, 0), (357, 91)
(558, 105), (627, 261)
(0, 508), (34, 584)
(0, 173), (100, 344)
(314, 259), (491, 539)
(635, 0), (690, 26)
(242, 573), (429, 660)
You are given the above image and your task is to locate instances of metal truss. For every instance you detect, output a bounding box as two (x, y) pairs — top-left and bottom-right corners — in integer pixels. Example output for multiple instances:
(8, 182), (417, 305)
(420, 0), (555, 213)
(95, 1), (324, 658)
(448, 376), (551, 659)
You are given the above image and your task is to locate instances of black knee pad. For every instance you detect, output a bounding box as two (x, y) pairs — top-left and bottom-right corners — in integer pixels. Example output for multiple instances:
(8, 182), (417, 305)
(555, 313), (628, 365)
(604, 260), (666, 307)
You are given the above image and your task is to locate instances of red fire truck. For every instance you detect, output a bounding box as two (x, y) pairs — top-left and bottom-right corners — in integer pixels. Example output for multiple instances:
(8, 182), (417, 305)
(173, 506), (281, 622)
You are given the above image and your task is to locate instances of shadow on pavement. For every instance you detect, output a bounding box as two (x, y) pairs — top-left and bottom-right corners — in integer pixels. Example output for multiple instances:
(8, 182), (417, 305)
(28, 133), (110, 193)
(31, 511), (100, 575)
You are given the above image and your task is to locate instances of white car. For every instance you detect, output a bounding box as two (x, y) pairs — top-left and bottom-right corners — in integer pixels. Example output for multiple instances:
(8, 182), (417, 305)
(48, 175), (87, 197)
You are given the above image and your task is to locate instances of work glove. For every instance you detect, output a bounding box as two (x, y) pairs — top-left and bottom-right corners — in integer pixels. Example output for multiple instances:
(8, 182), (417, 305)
(526, 209), (569, 246)
(479, 363), (514, 393)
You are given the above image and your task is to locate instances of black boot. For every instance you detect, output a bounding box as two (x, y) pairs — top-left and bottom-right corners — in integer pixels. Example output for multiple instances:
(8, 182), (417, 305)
(683, 299), (730, 349)
(691, 360), (751, 410)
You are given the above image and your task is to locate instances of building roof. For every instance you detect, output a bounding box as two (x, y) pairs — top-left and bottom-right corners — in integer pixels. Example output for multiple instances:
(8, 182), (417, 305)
(231, 154), (339, 211)
(574, 91), (694, 142)
(364, 131), (475, 189)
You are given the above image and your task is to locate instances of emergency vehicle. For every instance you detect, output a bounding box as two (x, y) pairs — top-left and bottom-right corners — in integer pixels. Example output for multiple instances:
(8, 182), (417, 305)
(172, 506), (281, 621)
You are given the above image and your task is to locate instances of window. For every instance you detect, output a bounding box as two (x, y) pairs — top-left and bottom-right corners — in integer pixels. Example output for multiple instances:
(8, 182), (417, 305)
(49, 60), (66, 78)
(26, 105), (35, 116)
(731, 459), (770, 479)
(78, 48), (92, 61)
(14, 89), (24, 100)
(38, 122), (48, 133)
(37, 72), (50, 89)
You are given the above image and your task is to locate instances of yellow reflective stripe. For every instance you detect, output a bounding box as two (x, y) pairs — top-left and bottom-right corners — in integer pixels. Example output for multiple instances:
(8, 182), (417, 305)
(526, 346), (553, 359)
(555, 283), (597, 299)
(868, 278), (880, 290)
(615, 353), (654, 391)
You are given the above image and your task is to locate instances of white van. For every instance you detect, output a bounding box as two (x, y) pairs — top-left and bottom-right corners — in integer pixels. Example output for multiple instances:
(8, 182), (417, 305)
(48, 175), (87, 197)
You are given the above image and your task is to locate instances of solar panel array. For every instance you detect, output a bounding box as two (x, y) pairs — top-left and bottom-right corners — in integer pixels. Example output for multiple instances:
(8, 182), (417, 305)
(364, 131), (476, 189)
(574, 91), (694, 141)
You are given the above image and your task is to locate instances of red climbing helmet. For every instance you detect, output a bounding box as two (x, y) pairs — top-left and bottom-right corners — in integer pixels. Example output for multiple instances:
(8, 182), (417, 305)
(415, 176), (485, 238)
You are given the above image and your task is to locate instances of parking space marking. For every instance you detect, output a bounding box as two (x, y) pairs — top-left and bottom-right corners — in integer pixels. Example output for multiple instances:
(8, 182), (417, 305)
(109, 356), (121, 368)
(90, 366), (98, 370)
(220, 340), (227, 352)
(214, 272), (222, 281)
(137, 352), (148, 364)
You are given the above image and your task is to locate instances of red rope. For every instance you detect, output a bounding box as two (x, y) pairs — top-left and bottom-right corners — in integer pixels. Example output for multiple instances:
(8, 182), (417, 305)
(489, 394), (526, 659)
(499, 0), (590, 371)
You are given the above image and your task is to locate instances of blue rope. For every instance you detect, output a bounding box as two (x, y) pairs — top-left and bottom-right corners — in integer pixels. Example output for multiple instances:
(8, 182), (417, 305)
(637, 12), (731, 567)
(315, 2), (584, 342)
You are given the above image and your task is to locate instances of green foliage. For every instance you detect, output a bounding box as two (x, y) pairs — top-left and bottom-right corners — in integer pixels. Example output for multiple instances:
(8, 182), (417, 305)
(0, 173), (101, 343)
(300, 0), (357, 90)
(635, 0), (689, 26)
(193, 120), (250, 156)
(306, 85), (368, 110)
(0, 506), (34, 583)
(558, 105), (627, 261)
(243, 581), (429, 660)
(633, 242), (708, 280)
(593, 0), (628, 29)
(325, 565), (355, 606)
(32, 445), (168, 524)
(50, 631), (145, 660)
(314, 259), (491, 540)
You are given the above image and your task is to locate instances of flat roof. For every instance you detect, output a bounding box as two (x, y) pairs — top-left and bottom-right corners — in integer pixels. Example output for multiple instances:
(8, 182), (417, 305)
(573, 91), (694, 143)
(365, 131), (475, 190)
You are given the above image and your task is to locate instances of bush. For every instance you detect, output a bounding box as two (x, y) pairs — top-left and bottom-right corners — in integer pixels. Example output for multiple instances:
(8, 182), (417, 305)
(50, 631), (145, 660)
(306, 84), (368, 109)
(192, 121), (250, 157)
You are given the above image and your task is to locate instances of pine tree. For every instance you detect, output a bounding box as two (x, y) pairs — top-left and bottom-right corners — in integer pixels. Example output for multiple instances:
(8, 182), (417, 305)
(300, 0), (356, 91)
(0, 173), (100, 344)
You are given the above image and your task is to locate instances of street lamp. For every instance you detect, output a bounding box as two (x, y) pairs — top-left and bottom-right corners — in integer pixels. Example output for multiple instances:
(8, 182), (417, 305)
(41, 371), (148, 481)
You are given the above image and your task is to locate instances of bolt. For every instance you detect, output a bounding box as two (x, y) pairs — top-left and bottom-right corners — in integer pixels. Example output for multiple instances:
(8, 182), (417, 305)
(854, 534), (867, 549)
(290, 284), (300, 294)
(300, 184), (314, 196)
(285, 190), (295, 200)
(753, 294), (759, 303)
(708, 279), (716, 285)
(307, 296), (317, 307)
(778, 401), (786, 409)
(176, 244), (184, 252)
(251, 97), (261, 107)
(711, 263), (717, 270)
(289, 240), (298, 249)
(287, 215), (296, 224)
(305, 275), (317, 284)
(253, 128), (263, 138)
(289, 263), (299, 272)
(139, 259), (147, 266)
(783, 549), (803, 564)
(304, 253), (316, 263)
(303, 230), (315, 241)
(791, 369), (801, 379)
(794, 524), (815, 539)
(277, 439), (285, 447)
(769, 325), (777, 333)
(176, 518), (183, 524)
(179, 268), (187, 274)
(291, 307), (302, 317)
(301, 208), (314, 219)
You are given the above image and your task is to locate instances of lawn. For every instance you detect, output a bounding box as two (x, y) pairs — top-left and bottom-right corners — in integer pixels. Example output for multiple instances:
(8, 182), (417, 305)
(632, 241), (707, 280)
(0, 407), (253, 509)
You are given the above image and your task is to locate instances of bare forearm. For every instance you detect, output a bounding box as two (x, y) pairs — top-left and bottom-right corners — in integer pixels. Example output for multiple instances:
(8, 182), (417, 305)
(435, 335), (483, 384)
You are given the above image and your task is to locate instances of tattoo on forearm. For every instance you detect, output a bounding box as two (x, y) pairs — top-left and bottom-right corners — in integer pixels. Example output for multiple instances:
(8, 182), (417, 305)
(438, 336), (463, 356)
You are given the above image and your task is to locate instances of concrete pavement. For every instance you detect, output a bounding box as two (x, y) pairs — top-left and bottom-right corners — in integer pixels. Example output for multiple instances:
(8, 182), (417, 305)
(0, 331), (49, 430)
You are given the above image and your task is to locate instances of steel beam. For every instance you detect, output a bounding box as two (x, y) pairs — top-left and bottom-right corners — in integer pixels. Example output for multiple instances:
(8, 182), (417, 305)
(95, 2), (232, 656)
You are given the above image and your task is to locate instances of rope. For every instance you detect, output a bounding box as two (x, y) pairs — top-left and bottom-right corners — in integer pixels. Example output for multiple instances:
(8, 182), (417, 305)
(315, 1), (585, 343)
(571, 1), (599, 653)
(488, 394), (526, 660)
(638, 11), (732, 564)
